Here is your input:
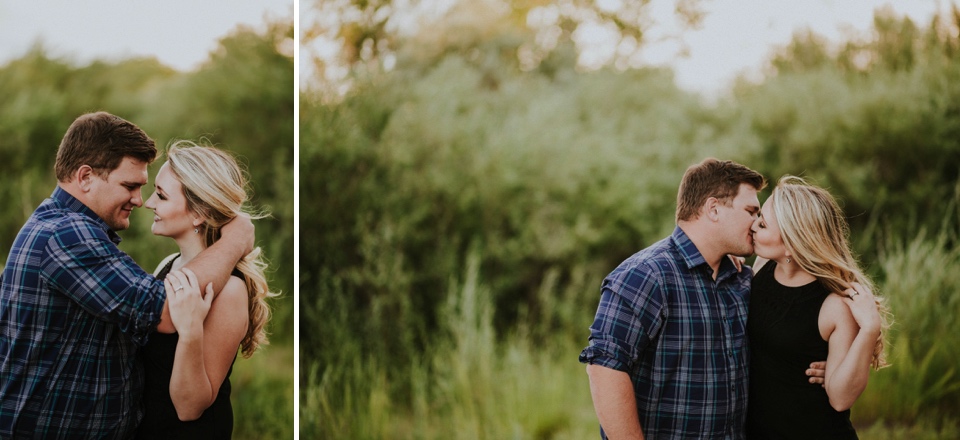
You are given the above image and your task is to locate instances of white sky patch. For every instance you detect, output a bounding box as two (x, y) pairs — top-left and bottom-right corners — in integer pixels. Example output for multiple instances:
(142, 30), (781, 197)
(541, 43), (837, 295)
(0, 0), (292, 71)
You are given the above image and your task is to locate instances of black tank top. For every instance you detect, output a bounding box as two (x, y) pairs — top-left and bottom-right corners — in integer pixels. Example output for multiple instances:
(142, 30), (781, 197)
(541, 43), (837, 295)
(135, 255), (241, 439)
(746, 261), (858, 439)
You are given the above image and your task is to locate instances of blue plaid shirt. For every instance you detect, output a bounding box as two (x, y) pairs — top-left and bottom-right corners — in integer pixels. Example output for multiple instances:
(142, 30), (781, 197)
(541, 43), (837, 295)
(579, 227), (751, 439)
(0, 187), (166, 440)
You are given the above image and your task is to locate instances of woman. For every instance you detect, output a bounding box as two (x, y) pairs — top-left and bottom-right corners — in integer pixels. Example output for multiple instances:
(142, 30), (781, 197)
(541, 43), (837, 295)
(746, 175), (891, 439)
(136, 141), (277, 439)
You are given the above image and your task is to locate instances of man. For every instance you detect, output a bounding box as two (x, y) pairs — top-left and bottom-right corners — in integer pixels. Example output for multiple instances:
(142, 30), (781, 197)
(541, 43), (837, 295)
(579, 158), (765, 439)
(0, 112), (253, 439)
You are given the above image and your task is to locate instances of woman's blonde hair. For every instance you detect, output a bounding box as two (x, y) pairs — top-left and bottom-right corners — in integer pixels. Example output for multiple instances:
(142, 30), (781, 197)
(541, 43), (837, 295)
(167, 140), (278, 358)
(771, 175), (892, 369)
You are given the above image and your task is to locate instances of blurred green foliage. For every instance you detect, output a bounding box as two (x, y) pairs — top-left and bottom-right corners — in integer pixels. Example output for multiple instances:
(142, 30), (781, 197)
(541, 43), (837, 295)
(0, 18), (293, 439)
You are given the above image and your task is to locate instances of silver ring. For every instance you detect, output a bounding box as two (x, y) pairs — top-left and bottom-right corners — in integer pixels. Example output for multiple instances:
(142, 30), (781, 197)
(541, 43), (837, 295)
(175, 285), (184, 291)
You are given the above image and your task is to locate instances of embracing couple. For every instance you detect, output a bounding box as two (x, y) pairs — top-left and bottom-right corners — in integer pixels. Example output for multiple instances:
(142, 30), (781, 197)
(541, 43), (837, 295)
(0, 112), (277, 439)
(580, 158), (891, 439)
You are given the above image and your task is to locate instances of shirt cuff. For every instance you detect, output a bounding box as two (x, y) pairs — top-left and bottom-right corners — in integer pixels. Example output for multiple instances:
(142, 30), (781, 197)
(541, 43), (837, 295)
(578, 340), (630, 372)
(126, 276), (166, 345)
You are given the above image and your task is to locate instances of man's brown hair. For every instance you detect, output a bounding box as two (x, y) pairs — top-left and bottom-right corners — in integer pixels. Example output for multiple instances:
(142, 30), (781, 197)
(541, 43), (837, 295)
(675, 158), (766, 222)
(54, 112), (157, 182)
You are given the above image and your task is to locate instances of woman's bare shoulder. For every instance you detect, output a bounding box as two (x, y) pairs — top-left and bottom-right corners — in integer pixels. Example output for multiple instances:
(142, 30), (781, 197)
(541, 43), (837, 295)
(819, 291), (856, 340)
(213, 275), (249, 308)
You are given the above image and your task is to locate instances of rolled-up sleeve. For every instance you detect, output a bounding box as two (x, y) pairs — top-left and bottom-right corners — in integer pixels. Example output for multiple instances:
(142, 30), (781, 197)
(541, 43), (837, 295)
(579, 263), (665, 372)
(42, 225), (165, 345)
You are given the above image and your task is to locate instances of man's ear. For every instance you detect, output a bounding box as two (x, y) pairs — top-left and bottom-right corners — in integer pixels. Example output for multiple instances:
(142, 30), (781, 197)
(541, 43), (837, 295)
(704, 197), (721, 221)
(75, 165), (96, 192)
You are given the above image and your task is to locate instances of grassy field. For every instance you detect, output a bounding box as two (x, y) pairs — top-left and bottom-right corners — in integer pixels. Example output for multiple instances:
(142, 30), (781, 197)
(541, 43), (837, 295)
(301, 231), (960, 439)
(232, 343), (295, 439)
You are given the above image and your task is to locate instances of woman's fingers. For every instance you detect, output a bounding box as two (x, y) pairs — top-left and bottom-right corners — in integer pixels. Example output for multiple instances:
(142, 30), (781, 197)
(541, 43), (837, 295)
(840, 283), (882, 333)
(165, 270), (213, 334)
(180, 267), (199, 289)
(168, 270), (189, 291)
(167, 269), (206, 299)
(164, 277), (176, 297)
(203, 283), (215, 307)
(849, 281), (874, 299)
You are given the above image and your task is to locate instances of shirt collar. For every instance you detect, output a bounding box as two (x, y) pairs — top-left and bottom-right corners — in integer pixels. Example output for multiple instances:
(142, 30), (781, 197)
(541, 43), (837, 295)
(670, 226), (706, 270)
(670, 226), (740, 281)
(51, 186), (123, 244)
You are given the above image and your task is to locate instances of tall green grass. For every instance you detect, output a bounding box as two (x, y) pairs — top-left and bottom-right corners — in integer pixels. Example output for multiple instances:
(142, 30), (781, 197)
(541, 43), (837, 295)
(302, 226), (960, 438)
(853, 226), (960, 425)
(857, 418), (960, 440)
(231, 343), (294, 439)
(302, 252), (597, 439)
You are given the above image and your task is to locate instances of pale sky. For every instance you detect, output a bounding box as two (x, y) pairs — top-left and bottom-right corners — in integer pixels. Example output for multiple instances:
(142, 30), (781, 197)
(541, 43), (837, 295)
(638, 0), (948, 96)
(0, 1), (947, 94)
(0, 0), (293, 71)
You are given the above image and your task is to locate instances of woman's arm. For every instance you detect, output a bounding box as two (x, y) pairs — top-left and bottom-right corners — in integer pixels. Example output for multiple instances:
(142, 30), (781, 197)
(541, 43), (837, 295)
(164, 268), (249, 421)
(819, 282), (882, 411)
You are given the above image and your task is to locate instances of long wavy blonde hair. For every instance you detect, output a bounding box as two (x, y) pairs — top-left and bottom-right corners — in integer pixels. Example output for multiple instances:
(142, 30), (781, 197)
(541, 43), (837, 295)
(771, 175), (892, 369)
(167, 140), (278, 358)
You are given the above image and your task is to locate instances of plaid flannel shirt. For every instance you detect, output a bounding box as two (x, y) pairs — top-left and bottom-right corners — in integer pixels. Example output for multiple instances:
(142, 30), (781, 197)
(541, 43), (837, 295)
(580, 227), (752, 439)
(0, 187), (165, 440)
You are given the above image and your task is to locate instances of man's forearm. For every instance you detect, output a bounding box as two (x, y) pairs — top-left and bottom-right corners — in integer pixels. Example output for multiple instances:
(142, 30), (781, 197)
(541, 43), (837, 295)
(587, 364), (645, 440)
(182, 214), (255, 294)
(182, 238), (246, 294)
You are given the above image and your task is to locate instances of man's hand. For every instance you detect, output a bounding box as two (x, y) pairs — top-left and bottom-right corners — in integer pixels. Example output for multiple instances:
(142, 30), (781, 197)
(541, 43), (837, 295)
(728, 255), (746, 273)
(807, 361), (826, 386)
(221, 213), (255, 255)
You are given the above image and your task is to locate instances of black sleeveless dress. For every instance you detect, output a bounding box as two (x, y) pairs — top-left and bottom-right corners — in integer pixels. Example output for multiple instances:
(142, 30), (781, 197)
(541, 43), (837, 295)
(136, 255), (240, 439)
(746, 262), (858, 439)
